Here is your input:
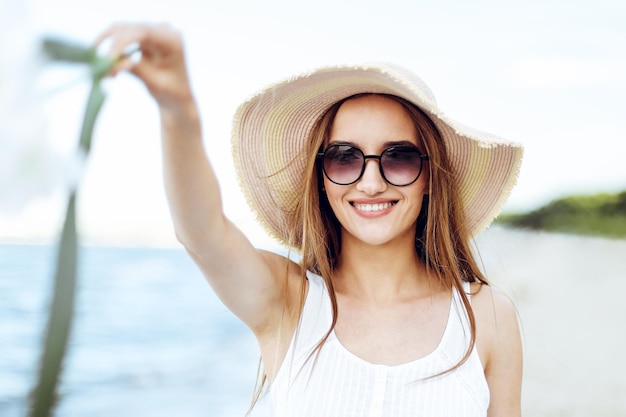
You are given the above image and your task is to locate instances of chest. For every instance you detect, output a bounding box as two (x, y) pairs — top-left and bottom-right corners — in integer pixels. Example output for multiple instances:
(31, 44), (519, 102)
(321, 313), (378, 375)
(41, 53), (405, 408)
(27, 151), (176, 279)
(333, 292), (452, 366)
(272, 303), (489, 417)
(270, 276), (490, 417)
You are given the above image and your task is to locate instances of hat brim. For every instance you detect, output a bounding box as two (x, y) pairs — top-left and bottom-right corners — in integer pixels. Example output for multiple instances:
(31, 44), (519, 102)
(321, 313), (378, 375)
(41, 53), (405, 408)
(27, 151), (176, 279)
(232, 63), (523, 247)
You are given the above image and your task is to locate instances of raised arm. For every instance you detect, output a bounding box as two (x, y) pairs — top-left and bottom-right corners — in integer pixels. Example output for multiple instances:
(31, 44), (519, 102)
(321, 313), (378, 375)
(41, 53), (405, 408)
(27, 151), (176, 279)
(96, 24), (302, 348)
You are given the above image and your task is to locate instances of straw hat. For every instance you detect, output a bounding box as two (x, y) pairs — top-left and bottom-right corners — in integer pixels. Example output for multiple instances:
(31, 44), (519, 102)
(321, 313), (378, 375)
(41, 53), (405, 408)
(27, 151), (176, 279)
(232, 63), (523, 247)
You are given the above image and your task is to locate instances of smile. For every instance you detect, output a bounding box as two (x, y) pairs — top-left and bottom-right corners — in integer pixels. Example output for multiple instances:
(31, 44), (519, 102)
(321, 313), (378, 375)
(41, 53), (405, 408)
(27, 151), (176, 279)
(351, 201), (397, 212)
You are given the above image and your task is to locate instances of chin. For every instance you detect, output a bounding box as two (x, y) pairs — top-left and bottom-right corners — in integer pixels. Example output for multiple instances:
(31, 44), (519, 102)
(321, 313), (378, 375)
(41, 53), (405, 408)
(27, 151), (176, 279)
(345, 228), (416, 248)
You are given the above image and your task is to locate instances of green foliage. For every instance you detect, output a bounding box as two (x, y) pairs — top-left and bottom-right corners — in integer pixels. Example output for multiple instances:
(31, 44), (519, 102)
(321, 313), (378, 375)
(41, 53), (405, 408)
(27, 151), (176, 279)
(497, 191), (626, 238)
(42, 38), (96, 63)
(28, 36), (115, 417)
(29, 195), (77, 417)
(42, 37), (117, 81)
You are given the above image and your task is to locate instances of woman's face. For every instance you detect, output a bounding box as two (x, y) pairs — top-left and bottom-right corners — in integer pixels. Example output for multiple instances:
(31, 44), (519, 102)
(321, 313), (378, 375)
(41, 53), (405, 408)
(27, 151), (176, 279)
(322, 95), (430, 249)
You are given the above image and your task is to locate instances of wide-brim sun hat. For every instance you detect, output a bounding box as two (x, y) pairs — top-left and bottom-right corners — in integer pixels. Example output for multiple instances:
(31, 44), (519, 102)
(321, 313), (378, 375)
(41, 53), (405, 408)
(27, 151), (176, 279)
(232, 62), (523, 247)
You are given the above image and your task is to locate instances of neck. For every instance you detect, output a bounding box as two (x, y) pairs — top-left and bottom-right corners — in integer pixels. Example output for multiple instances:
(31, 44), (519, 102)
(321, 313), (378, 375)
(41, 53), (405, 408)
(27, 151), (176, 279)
(332, 236), (437, 303)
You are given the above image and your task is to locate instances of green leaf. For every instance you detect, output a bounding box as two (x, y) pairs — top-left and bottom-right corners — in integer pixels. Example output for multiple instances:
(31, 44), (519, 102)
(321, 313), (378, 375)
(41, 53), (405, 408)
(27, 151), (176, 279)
(91, 56), (117, 81)
(78, 79), (107, 153)
(42, 37), (96, 64)
(28, 34), (113, 417)
(28, 193), (78, 417)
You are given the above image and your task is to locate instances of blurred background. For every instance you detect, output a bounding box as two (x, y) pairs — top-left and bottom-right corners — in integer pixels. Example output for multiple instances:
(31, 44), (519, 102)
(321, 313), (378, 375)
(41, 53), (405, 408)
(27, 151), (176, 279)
(1, 0), (625, 416)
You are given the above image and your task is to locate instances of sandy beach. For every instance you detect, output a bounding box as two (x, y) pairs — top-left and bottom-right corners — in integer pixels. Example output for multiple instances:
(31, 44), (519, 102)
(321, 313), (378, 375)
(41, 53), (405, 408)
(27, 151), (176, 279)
(476, 227), (626, 417)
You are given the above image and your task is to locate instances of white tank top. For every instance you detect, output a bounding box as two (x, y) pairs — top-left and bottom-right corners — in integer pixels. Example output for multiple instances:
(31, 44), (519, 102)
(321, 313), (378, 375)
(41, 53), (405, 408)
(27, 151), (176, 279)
(269, 271), (490, 417)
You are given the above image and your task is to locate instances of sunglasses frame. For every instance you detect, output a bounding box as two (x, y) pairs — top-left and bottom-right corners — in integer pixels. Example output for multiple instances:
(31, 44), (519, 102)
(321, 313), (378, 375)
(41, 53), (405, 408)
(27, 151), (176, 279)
(317, 144), (429, 187)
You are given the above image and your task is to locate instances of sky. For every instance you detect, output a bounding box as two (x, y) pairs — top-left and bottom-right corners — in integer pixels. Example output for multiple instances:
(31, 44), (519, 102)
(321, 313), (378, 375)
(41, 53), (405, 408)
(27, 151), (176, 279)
(1, 0), (625, 247)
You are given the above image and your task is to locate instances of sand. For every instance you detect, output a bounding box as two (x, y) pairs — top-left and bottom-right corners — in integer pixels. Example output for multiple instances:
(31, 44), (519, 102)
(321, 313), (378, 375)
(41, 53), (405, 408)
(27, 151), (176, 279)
(476, 227), (626, 417)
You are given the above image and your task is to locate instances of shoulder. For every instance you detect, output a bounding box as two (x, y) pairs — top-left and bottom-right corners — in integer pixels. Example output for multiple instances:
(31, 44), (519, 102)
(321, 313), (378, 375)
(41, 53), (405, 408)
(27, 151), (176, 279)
(469, 283), (521, 355)
(470, 283), (523, 415)
(469, 283), (519, 328)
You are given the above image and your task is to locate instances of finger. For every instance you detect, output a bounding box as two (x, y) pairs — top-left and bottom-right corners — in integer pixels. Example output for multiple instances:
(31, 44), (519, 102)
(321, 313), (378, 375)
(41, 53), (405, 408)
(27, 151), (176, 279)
(95, 22), (177, 56)
(108, 27), (143, 60)
(92, 25), (143, 77)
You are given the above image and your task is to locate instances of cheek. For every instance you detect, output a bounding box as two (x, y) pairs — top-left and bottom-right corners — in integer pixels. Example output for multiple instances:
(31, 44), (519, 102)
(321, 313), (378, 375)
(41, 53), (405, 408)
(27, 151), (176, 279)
(323, 180), (348, 213)
(323, 179), (339, 203)
(405, 178), (430, 214)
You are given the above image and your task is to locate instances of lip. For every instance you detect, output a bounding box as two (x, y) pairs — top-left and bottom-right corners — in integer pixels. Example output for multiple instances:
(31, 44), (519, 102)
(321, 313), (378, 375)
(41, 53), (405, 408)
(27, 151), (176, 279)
(349, 199), (398, 217)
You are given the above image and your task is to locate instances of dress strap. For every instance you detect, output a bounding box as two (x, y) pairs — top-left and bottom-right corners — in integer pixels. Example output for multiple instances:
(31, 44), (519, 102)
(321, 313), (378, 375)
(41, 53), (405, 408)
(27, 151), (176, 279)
(291, 271), (333, 360)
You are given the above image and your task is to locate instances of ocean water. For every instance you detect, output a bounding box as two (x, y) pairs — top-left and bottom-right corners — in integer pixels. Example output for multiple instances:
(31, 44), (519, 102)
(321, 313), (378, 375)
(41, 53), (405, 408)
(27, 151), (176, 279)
(1, 227), (625, 417)
(0, 243), (270, 417)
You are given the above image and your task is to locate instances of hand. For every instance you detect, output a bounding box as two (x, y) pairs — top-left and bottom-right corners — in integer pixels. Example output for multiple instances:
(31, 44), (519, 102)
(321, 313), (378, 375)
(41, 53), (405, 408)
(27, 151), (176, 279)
(95, 23), (194, 112)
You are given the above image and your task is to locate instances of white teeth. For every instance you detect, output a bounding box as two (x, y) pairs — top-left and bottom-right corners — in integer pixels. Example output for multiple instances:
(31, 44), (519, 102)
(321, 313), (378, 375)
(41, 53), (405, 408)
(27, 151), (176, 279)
(353, 202), (394, 212)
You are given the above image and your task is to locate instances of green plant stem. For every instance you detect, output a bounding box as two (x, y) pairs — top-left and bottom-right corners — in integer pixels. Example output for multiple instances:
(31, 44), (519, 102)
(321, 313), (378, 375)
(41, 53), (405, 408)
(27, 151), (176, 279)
(28, 35), (123, 417)
(79, 79), (106, 152)
(28, 49), (110, 417)
(28, 193), (78, 417)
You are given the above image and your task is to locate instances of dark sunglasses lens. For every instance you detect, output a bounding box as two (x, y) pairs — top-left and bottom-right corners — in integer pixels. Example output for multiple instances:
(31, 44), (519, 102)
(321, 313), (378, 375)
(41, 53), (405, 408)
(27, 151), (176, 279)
(381, 147), (423, 185)
(323, 145), (364, 184)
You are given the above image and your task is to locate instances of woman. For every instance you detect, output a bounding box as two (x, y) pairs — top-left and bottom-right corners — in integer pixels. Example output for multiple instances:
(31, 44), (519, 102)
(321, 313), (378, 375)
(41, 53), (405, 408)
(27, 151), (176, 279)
(99, 23), (523, 417)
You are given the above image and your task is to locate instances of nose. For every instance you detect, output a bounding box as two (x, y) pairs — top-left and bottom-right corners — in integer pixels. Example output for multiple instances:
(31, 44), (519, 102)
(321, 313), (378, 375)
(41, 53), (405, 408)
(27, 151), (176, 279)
(355, 158), (387, 195)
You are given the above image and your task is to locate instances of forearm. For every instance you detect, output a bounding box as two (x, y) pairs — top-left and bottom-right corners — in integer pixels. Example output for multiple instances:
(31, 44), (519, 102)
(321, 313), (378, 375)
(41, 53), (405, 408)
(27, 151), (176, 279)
(159, 100), (228, 253)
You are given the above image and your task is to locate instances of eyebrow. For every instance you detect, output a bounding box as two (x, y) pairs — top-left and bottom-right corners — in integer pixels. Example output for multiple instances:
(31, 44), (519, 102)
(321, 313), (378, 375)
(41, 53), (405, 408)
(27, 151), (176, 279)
(383, 140), (419, 147)
(327, 139), (419, 148)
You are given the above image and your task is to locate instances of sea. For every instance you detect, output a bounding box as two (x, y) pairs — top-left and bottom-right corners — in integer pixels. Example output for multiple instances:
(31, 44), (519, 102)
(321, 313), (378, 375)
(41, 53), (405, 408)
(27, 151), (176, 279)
(1, 226), (625, 417)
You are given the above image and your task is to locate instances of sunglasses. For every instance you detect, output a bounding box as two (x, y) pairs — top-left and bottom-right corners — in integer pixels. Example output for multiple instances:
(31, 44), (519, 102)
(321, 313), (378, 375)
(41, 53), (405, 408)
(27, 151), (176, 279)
(318, 144), (429, 186)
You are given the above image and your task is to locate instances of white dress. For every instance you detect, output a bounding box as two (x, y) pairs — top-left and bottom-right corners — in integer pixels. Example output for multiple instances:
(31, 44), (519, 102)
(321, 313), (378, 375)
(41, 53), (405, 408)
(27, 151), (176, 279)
(270, 271), (490, 417)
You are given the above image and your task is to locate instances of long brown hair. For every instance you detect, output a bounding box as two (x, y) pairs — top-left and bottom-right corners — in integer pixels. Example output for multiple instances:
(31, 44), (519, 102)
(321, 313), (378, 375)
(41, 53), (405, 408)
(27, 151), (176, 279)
(249, 93), (489, 411)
